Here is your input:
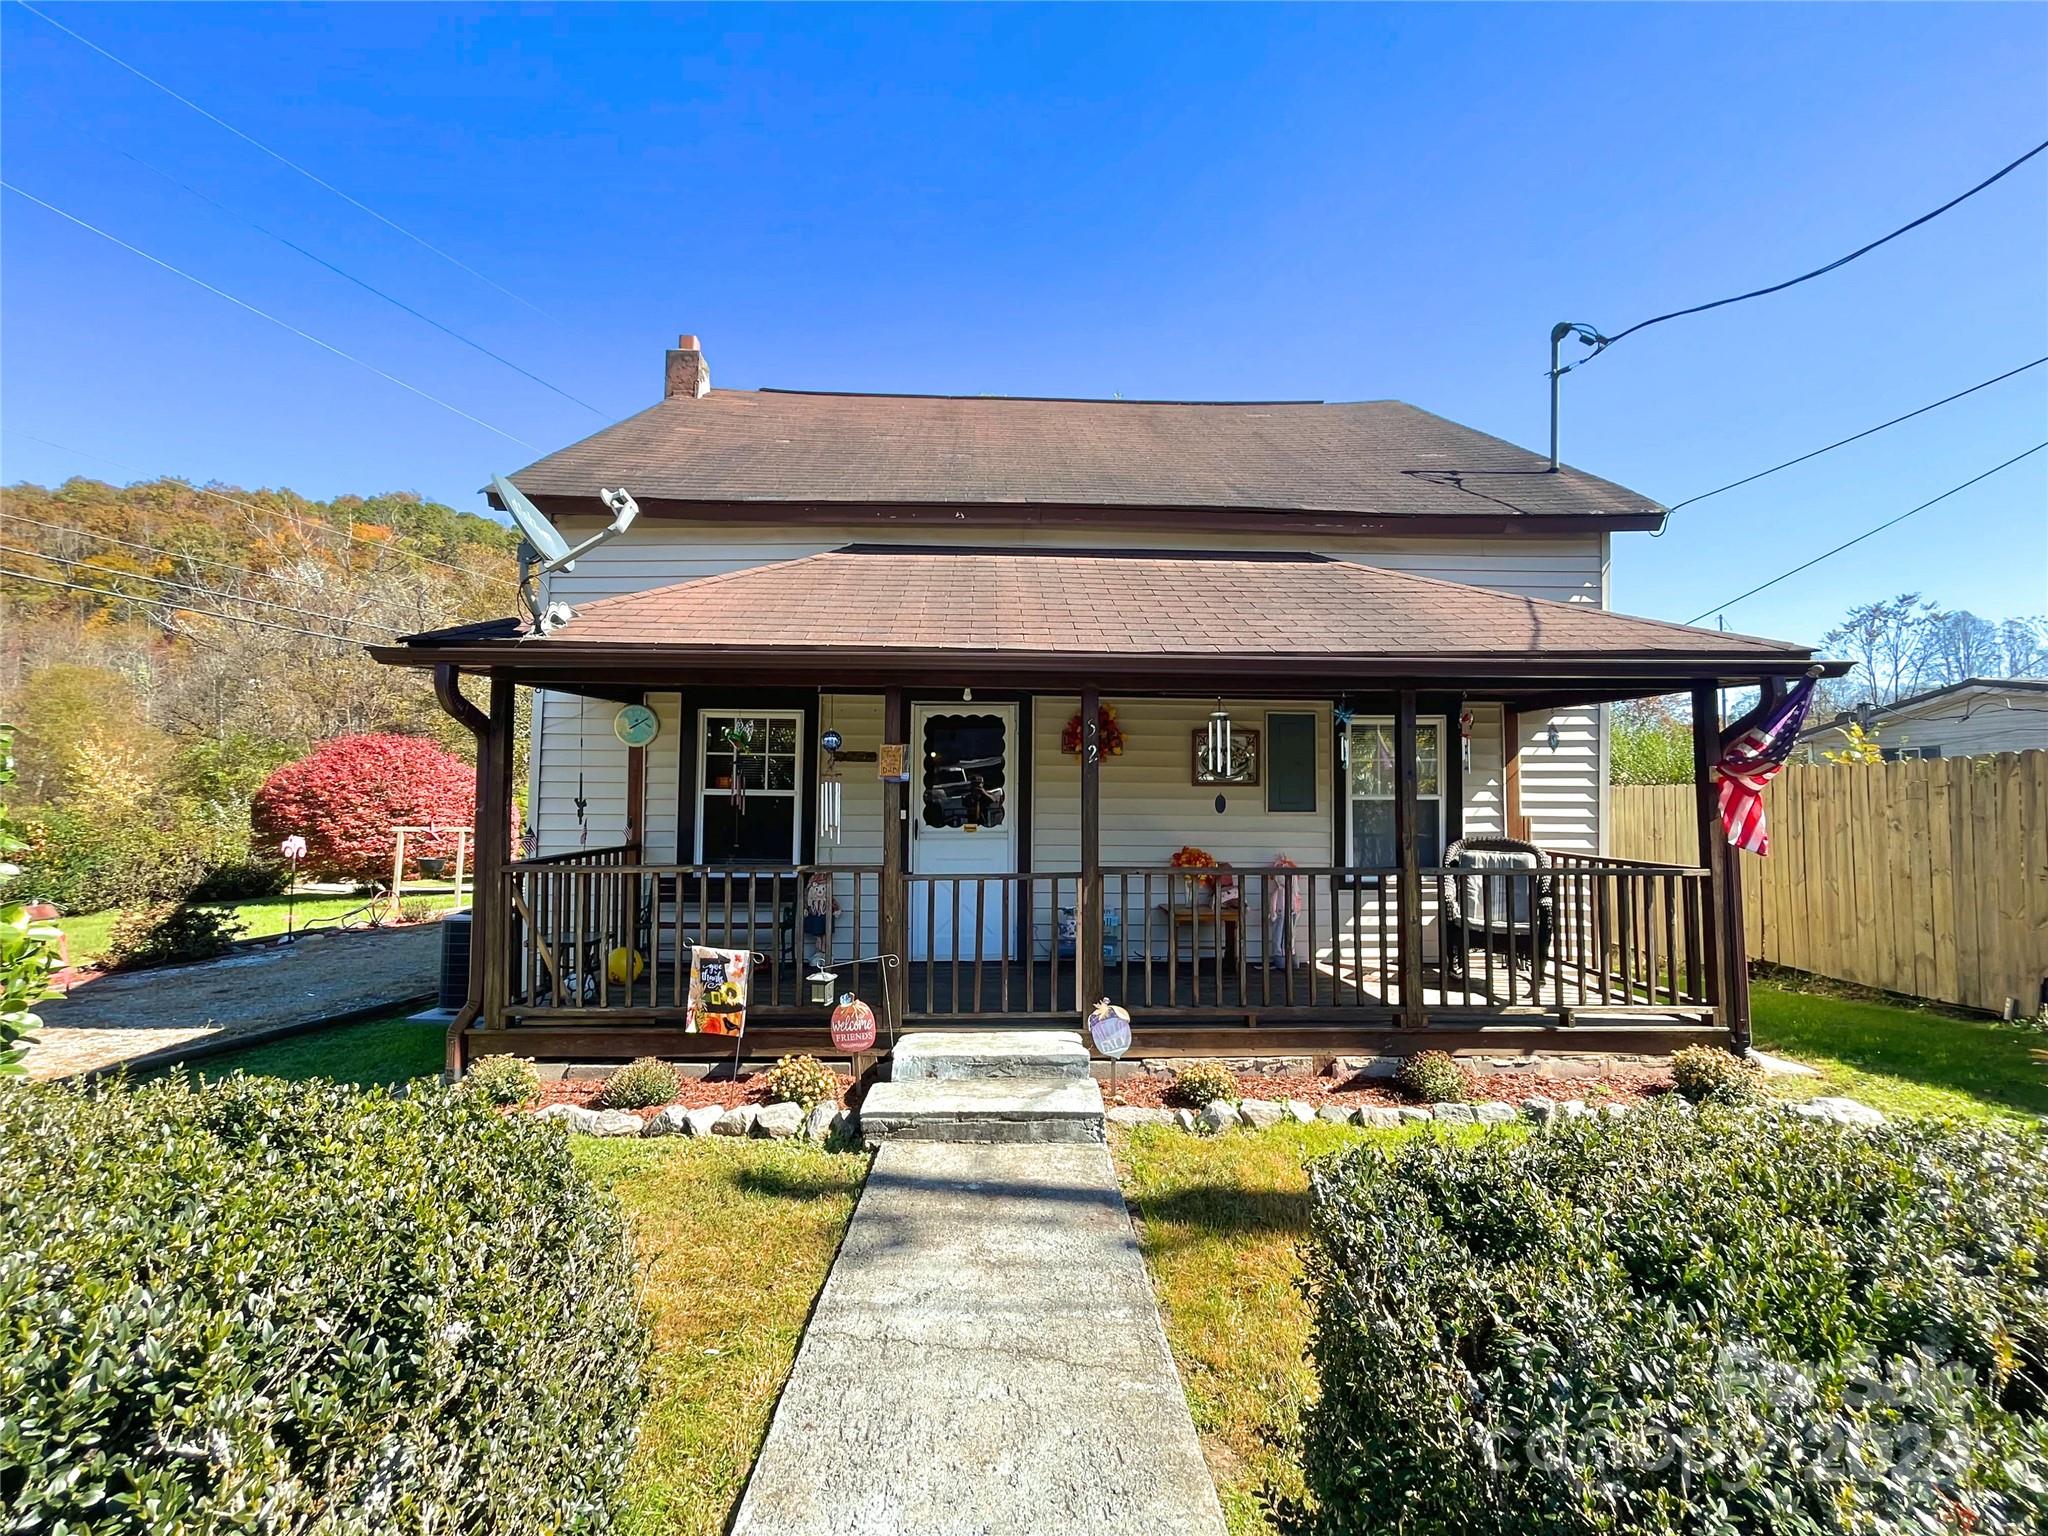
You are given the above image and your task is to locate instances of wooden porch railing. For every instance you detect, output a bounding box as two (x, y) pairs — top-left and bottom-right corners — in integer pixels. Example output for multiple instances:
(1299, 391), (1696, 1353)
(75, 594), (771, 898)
(488, 851), (1717, 1032)
(503, 859), (885, 1020)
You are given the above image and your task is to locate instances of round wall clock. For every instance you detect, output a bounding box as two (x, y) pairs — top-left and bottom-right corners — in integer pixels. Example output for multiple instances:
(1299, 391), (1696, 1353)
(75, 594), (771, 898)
(613, 704), (660, 747)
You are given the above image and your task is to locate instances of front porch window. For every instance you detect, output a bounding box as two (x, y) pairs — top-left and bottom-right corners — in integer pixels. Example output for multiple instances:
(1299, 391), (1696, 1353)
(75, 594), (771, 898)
(694, 710), (803, 863)
(1347, 717), (1443, 868)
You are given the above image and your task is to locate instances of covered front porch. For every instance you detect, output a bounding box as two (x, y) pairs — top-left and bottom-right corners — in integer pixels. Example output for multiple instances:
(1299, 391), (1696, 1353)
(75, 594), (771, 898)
(370, 546), (1842, 1071)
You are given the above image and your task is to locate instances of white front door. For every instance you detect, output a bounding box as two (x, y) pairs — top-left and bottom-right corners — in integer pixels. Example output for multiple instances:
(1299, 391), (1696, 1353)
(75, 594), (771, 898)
(909, 702), (1019, 962)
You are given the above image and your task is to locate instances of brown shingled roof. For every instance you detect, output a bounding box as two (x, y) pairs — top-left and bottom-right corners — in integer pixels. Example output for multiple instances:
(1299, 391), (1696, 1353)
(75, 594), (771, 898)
(504, 391), (1663, 523)
(478, 548), (1810, 664)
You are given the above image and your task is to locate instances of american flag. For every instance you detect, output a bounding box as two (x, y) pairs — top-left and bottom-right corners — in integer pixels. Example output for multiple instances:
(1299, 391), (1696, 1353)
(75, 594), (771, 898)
(1711, 677), (1818, 855)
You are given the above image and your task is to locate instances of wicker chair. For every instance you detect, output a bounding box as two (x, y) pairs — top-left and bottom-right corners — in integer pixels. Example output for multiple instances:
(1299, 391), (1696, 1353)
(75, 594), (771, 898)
(1436, 835), (1554, 1001)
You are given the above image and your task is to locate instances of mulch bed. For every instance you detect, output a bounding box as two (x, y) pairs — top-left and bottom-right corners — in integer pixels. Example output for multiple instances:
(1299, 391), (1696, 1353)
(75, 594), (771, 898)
(534, 1069), (860, 1120)
(1101, 1062), (1673, 1111)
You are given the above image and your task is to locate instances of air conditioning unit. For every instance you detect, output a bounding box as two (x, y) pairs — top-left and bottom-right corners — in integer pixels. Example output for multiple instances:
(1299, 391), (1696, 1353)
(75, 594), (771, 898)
(437, 909), (473, 1012)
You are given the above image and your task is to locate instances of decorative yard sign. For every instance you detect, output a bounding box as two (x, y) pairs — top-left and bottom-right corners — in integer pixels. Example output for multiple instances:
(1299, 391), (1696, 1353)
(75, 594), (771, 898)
(1087, 998), (1132, 1059)
(1088, 998), (1133, 1099)
(686, 946), (749, 1036)
(877, 743), (910, 782)
(830, 993), (878, 1053)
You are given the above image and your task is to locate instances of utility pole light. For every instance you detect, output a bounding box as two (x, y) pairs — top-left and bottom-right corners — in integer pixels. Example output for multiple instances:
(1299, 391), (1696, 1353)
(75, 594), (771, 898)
(1547, 322), (1608, 470)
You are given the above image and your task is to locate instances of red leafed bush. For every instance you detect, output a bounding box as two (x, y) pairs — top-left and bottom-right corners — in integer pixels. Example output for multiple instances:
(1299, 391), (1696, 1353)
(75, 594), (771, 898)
(251, 734), (474, 883)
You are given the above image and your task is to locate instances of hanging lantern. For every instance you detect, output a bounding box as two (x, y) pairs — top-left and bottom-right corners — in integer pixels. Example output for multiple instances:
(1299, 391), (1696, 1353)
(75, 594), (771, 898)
(1206, 699), (1232, 780)
(830, 993), (877, 1053)
(807, 965), (839, 1008)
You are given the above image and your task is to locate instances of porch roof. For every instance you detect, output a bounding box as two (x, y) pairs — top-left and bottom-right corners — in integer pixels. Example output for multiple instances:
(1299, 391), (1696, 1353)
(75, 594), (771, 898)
(372, 547), (1845, 700)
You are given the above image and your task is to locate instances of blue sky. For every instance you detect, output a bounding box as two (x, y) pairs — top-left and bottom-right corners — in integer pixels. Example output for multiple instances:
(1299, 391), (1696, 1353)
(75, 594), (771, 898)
(3, 2), (2043, 647)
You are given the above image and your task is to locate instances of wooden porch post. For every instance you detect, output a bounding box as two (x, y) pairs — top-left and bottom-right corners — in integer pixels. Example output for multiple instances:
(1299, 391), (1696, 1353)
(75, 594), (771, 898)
(1690, 680), (1737, 1047)
(435, 665), (515, 1078)
(1501, 705), (1530, 841)
(1395, 689), (1426, 1028)
(879, 687), (908, 1030)
(1079, 684), (1103, 1012)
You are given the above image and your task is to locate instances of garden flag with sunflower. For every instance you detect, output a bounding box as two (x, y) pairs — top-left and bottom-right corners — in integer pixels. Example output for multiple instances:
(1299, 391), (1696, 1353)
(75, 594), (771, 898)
(686, 946), (750, 1036)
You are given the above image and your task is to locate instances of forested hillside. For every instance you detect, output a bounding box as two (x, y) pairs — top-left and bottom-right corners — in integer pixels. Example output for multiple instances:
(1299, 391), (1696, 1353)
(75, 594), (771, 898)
(0, 475), (520, 919)
(1, 475), (516, 801)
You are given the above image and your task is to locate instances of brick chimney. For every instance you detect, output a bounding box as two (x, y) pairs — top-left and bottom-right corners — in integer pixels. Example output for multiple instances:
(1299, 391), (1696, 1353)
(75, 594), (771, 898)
(665, 333), (710, 399)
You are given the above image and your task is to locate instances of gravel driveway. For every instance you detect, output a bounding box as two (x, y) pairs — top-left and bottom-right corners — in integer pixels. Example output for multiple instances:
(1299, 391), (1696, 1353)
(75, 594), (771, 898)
(24, 924), (441, 1081)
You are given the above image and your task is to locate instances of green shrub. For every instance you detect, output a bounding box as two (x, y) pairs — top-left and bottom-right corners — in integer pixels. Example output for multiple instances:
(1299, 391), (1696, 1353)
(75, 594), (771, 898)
(1393, 1048), (1471, 1104)
(594, 1055), (682, 1109)
(187, 857), (289, 903)
(1298, 1102), (2048, 1534)
(0, 724), (60, 1073)
(0, 1075), (648, 1533)
(99, 902), (244, 969)
(396, 896), (446, 924)
(1669, 1042), (1767, 1104)
(13, 799), (249, 912)
(463, 1053), (542, 1107)
(761, 1053), (840, 1109)
(1167, 1060), (1241, 1108)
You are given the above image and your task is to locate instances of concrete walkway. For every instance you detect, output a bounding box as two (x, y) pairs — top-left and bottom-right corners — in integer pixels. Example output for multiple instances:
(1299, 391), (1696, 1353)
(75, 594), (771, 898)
(24, 925), (438, 1080)
(732, 1141), (1227, 1536)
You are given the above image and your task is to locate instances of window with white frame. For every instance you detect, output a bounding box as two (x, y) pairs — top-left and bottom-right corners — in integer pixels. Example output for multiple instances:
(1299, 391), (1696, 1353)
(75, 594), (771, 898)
(694, 710), (803, 863)
(1346, 717), (1444, 868)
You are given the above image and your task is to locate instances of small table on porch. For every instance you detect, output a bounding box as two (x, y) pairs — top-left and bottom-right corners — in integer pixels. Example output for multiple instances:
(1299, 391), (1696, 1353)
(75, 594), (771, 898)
(1162, 905), (1242, 969)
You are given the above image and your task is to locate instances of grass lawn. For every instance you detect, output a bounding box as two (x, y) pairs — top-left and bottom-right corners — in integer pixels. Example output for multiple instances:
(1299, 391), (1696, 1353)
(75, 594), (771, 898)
(1114, 1121), (1372, 1536)
(170, 1009), (447, 1088)
(577, 1139), (864, 1536)
(173, 1018), (866, 1536)
(58, 890), (461, 965)
(1752, 975), (2048, 1125)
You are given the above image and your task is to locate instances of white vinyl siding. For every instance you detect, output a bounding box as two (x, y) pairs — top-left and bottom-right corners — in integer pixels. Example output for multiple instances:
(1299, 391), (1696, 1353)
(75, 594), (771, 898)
(527, 520), (1609, 862)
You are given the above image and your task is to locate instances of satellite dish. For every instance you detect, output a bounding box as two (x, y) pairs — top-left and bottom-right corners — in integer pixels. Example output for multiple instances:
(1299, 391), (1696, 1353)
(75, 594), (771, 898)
(493, 474), (571, 565)
(491, 474), (642, 636)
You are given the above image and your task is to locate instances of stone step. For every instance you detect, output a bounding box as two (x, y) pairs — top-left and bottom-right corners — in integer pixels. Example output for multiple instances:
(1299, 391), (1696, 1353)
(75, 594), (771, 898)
(857, 1077), (1106, 1144)
(889, 1029), (1092, 1083)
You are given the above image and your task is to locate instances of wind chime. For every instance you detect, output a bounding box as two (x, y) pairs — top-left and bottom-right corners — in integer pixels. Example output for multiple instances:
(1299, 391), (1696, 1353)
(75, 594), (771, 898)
(817, 720), (843, 846)
(1458, 705), (1474, 773)
(1335, 701), (1355, 767)
(721, 719), (754, 815)
(573, 696), (590, 846)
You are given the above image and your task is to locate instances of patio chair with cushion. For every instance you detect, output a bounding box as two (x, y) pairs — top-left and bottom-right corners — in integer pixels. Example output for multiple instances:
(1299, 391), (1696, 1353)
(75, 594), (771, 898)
(1436, 835), (1554, 1002)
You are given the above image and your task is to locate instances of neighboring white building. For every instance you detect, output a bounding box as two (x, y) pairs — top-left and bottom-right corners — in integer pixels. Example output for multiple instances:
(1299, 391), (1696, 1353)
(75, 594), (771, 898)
(1799, 678), (2048, 761)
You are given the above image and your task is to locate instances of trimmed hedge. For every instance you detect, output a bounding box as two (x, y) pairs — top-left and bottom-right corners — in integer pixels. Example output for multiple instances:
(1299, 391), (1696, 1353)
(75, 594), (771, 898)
(1299, 1102), (2048, 1534)
(0, 1075), (648, 1533)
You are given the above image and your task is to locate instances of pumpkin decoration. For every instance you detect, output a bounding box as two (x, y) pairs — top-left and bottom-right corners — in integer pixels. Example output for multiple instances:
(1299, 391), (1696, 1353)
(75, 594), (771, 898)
(829, 993), (878, 1053)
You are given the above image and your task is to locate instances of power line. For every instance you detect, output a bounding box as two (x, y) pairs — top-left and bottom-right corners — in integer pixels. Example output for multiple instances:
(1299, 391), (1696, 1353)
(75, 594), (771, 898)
(1665, 355), (2048, 514)
(76, 129), (611, 418)
(1, 567), (368, 646)
(1, 508), (286, 583)
(1687, 442), (2048, 623)
(1566, 139), (2048, 368)
(0, 180), (540, 452)
(12, 0), (554, 319)
(0, 541), (392, 632)
(2, 431), (517, 588)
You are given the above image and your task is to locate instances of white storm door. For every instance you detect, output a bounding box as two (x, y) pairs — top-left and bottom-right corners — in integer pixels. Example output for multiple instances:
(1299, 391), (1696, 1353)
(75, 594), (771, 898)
(908, 703), (1019, 964)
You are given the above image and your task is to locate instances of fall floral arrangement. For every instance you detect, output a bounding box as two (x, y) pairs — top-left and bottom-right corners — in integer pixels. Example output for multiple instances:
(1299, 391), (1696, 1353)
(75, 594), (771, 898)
(1060, 705), (1126, 756)
(1169, 844), (1220, 896)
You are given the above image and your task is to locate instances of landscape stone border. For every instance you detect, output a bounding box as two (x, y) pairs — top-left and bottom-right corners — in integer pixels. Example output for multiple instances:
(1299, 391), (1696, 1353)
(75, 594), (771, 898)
(531, 1099), (849, 1143)
(1104, 1092), (1889, 1133)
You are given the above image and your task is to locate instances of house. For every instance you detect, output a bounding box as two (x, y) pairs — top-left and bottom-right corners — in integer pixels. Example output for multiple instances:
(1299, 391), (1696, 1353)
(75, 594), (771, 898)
(1797, 677), (2048, 761)
(370, 334), (1847, 1073)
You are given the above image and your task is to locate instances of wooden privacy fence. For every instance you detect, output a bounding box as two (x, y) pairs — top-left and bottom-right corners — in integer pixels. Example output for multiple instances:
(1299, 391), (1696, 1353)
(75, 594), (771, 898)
(1610, 751), (2047, 1016)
